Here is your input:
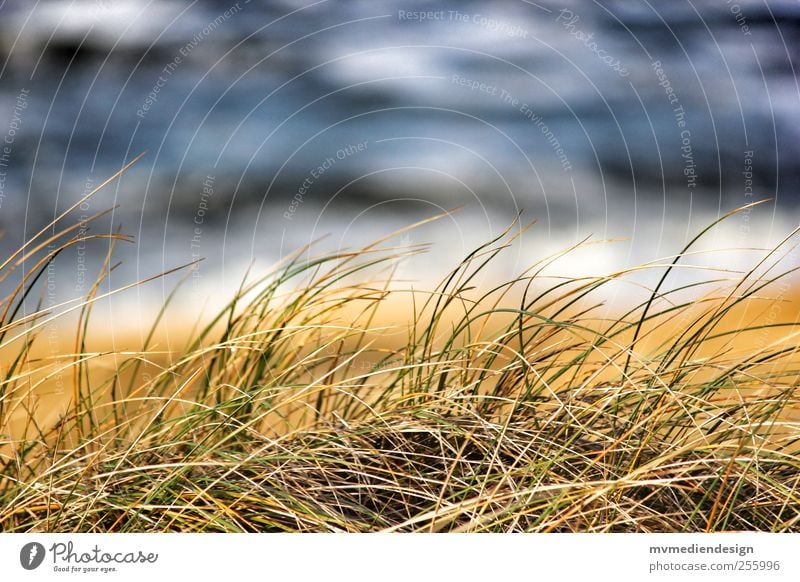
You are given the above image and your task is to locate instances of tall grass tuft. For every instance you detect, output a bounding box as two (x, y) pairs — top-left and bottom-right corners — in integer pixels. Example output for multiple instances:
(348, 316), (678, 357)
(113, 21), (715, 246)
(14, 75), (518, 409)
(1, 192), (799, 532)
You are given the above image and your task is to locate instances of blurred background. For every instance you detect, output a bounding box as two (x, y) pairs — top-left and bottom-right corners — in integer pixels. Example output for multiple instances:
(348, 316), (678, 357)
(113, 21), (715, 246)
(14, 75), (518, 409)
(0, 0), (798, 323)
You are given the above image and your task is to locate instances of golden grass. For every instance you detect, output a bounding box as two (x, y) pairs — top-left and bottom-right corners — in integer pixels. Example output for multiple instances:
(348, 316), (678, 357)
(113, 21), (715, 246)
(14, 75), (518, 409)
(1, 181), (799, 532)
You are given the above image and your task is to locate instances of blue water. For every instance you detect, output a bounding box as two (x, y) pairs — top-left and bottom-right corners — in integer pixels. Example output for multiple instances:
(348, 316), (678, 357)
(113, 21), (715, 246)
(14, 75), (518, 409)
(0, 0), (798, 313)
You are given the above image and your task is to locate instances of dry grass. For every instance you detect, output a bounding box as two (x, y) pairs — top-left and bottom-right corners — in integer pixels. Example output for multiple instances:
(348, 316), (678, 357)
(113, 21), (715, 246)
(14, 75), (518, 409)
(1, 176), (799, 532)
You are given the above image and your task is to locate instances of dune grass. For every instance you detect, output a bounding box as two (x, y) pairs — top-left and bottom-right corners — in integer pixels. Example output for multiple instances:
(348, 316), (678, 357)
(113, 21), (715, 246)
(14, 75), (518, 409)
(1, 186), (799, 532)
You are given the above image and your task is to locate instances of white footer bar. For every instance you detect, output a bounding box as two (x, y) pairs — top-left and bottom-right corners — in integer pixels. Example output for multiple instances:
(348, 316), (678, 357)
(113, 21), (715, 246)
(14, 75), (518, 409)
(1, 533), (797, 581)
